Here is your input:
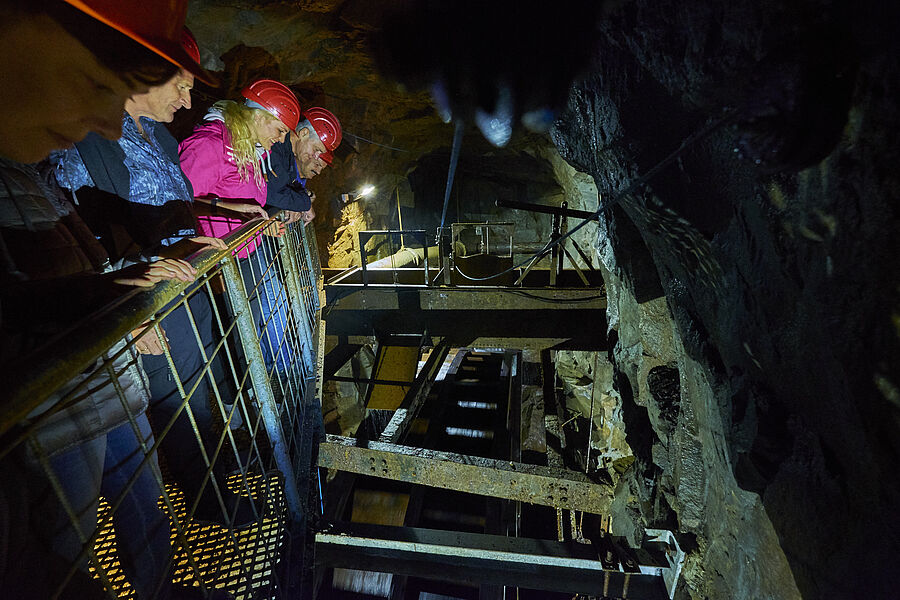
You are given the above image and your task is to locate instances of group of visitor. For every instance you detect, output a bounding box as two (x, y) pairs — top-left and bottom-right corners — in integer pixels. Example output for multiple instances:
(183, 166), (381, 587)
(0, 1), (341, 597)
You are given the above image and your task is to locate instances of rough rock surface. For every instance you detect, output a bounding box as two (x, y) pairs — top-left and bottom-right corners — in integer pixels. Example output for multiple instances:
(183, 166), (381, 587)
(550, 0), (900, 597)
(603, 267), (800, 599)
(554, 350), (631, 472)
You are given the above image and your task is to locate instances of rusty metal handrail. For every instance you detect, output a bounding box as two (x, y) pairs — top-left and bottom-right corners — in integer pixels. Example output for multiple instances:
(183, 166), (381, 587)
(0, 214), (292, 438)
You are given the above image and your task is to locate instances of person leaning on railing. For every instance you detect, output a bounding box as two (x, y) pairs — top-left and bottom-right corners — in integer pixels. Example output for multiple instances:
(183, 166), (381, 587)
(0, 1), (229, 599)
(50, 27), (268, 529)
(178, 79), (299, 379)
(264, 106), (343, 226)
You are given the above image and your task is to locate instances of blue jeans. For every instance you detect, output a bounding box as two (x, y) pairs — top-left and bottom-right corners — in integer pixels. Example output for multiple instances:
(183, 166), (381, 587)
(45, 415), (172, 599)
(240, 251), (294, 376)
(143, 286), (228, 508)
(142, 282), (220, 404)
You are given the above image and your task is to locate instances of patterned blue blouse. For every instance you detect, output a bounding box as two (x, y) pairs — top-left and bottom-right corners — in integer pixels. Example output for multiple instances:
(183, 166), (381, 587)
(54, 113), (196, 247)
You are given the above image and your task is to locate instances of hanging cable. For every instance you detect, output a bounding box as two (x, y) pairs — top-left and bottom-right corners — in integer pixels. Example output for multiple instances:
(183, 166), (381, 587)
(344, 132), (410, 153)
(440, 120), (465, 229)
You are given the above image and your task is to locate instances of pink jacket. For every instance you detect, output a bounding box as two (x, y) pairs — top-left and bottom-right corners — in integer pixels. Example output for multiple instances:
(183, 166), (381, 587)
(179, 120), (267, 258)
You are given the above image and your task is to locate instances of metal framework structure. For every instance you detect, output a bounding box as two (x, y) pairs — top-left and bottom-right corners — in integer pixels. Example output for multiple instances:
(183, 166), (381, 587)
(318, 435), (615, 515)
(313, 228), (684, 599)
(315, 341), (685, 599)
(316, 523), (683, 599)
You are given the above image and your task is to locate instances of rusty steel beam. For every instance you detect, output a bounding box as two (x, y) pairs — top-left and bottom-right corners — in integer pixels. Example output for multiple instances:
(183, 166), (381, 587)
(323, 267), (603, 288)
(316, 522), (675, 599)
(318, 435), (614, 515)
(323, 342), (362, 378)
(379, 341), (452, 444)
(323, 288), (607, 350)
(326, 375), (416, 387)
(327, 287), (606, 312)
(496, 198), (598, 220)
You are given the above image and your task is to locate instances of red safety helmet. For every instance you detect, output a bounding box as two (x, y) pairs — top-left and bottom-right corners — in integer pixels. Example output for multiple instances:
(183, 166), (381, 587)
(302, 107), (342, 151)
(241, 79), (301, 131)
(62, 0), (215, 85)
(318, 151), (334, 165)
(181, 27), (201, 66)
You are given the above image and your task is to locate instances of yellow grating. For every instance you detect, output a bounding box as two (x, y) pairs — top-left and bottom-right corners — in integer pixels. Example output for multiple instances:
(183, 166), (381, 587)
(89, 470), (288, 599)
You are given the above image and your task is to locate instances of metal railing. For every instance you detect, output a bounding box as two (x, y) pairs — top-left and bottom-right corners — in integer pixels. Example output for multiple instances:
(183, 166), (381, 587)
(358, 229), (430, 287)
(325, 223), (601, 289)
(0, 214), (323, 599)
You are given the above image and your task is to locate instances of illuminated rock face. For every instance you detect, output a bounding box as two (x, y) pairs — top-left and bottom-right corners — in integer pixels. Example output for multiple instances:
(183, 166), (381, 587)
(185, 1), (900, 597)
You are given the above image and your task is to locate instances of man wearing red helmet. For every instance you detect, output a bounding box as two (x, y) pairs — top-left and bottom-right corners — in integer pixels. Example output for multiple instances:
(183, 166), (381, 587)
(286, 107), (342, 224)
(263, 112), (340, 225)
(0, 1), (228, 599)
(294, 107), (342, 179)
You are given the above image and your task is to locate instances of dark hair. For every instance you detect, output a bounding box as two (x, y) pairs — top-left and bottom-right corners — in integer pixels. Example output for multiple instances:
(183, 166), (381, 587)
(5, 0), (178, 88)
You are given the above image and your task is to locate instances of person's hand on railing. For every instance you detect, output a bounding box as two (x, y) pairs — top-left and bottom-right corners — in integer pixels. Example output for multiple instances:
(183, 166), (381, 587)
(193, 196), (268, 220)
(223, 202), (268, 220)
(263, 219), (287, 238)
(189, 236), (229, 252)
(112, 258), (197, 288)
(282, 190), (314, 225)
(300, 205), (316, 224)
(130, 322), (169, 355)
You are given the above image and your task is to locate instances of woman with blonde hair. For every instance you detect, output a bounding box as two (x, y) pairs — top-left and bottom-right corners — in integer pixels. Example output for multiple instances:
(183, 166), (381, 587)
(179, 78), (301, 377)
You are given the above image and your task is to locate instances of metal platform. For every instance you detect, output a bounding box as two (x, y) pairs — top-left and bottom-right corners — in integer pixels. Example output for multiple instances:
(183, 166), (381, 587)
(324, 272), (607, 351)
(91, 472), (288, 599)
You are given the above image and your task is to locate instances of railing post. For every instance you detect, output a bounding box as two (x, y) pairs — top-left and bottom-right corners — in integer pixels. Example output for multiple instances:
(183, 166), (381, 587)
(279, 229), (315, 377)
(300, 224), (321, 311)
(360, 231), (370, 287)
(220, 255), (304, 521)
(421, 230), (430, 286)
(438, 226), (452, 285)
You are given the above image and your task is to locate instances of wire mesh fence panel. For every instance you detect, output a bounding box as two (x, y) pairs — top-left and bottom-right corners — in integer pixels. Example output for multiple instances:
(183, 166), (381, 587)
(0, 215), (323, 600)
